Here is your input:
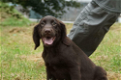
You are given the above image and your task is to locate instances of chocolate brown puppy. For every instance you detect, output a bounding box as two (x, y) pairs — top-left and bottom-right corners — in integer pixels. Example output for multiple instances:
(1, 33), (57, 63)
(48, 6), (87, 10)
(33, 16), (107, 80)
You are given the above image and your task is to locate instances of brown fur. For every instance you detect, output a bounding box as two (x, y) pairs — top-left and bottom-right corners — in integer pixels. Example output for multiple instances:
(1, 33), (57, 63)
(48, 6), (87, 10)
(33, 16), (107, 80)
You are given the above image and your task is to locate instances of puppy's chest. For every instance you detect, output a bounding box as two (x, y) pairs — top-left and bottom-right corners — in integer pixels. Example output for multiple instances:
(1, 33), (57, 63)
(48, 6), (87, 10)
(43, 53), (66, 67)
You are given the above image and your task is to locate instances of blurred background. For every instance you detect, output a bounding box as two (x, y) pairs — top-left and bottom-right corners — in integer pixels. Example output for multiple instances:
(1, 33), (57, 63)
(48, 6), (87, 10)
(0, 0), (121, 80)
(1, 0), (121, 23)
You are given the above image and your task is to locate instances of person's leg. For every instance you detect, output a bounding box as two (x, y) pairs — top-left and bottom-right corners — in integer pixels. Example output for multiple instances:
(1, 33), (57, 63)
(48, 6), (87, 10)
(68, 1), (120, 57)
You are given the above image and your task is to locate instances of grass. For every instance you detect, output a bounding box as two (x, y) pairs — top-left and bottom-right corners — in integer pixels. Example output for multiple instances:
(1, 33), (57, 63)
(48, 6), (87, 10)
(0, 23), (121, 80)
(1, 17), (31, 27)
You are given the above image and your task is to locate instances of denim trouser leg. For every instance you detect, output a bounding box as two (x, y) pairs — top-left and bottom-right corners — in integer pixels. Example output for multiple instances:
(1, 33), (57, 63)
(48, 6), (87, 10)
(68, 1), (120, 56)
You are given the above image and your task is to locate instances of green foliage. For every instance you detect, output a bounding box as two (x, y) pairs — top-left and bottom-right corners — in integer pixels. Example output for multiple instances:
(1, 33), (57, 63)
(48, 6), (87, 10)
(0, 1), (31, 26)
(0, 2), (22, 19)
(1, 0), (80, 17)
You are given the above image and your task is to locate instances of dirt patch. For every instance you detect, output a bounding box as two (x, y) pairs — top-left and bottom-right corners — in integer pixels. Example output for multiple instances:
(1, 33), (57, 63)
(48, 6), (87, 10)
(107, 72), (121, 80)
(20, 53), (44, 66)
(20, 53), (42, 61)
(9, 27), (26, 33)
(96, 55), (108, 60)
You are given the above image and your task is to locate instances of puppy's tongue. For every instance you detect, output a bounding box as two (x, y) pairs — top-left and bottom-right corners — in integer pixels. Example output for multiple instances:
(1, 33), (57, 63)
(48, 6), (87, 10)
(42, 37), (55, 45)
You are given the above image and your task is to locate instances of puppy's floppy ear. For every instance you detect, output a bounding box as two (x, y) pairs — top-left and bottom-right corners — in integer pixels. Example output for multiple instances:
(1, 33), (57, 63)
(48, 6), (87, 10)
(33, 24), (41, 50)
(59, 21), (70, 46)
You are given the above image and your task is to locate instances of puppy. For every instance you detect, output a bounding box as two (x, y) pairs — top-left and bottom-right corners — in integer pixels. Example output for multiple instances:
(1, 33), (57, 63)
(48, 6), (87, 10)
(33, 16), (107, 80)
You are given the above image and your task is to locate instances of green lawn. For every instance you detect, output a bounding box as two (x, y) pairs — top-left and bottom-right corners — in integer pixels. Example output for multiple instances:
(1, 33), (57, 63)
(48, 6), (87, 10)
(0, 23), (121, 80)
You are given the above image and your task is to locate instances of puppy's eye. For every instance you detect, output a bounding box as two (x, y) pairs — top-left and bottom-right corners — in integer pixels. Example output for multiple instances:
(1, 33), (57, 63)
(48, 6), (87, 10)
(52, 22), (57, 26)
(41, 22), (45, 26)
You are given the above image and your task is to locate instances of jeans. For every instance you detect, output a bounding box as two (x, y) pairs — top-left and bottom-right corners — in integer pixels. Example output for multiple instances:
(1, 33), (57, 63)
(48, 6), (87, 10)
(68, 1), (120, 56)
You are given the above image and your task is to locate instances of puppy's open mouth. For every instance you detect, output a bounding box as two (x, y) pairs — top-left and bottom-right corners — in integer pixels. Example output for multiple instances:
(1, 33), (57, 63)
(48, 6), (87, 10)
(42, 36), (56, 46)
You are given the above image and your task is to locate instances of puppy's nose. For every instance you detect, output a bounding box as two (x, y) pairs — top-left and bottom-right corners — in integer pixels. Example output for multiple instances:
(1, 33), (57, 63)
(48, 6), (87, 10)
(45, 29), (51, 34)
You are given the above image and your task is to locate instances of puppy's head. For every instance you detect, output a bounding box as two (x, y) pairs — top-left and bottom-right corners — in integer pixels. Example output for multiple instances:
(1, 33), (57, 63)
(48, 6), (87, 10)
(33, 16), (68, 50)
